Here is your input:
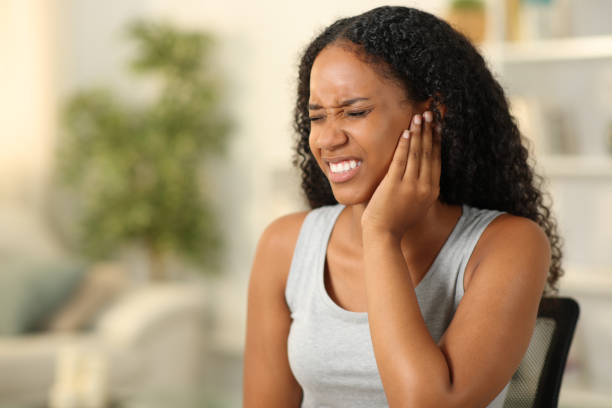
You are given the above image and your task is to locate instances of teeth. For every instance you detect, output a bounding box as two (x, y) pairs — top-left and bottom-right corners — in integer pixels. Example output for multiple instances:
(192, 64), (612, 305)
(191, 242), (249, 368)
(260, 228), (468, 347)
(329, 160), (361, 174)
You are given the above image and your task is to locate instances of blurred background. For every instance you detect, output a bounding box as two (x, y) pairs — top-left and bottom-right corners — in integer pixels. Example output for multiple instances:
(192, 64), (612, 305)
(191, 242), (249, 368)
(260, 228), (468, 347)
(1, 0), (611, 407)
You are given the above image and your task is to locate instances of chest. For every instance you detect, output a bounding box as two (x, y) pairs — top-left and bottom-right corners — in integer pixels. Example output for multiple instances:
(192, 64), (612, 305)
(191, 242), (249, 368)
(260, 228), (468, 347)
(324, 228), (482, 314)
(324, 243), (450, 314)
(324, 256), (368, 313)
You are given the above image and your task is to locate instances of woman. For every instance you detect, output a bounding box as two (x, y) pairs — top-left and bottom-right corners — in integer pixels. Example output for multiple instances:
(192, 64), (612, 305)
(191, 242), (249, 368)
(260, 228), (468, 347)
(243, 6), (562, 407)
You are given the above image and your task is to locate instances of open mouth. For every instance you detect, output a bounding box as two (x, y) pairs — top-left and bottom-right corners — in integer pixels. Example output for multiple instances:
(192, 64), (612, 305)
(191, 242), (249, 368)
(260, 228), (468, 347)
(327, 159), (362, 183)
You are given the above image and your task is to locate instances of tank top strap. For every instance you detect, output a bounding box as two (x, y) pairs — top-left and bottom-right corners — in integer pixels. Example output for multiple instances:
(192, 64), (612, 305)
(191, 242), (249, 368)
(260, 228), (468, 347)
(452, 204), (506, 308)
(285, 204), (345, 314)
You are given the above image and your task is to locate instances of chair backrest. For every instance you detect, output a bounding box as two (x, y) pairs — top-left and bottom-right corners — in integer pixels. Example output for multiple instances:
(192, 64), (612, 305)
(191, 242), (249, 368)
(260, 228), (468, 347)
(503, 297), (580, 408)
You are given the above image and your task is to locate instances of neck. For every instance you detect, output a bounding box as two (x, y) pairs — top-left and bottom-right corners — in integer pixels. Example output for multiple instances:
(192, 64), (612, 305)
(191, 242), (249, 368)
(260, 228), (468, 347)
(348, 200), (458, 261)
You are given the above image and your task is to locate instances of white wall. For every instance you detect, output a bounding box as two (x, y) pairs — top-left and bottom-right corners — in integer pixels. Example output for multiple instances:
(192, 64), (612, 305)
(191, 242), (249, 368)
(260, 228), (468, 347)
(0, 0), (56, 207)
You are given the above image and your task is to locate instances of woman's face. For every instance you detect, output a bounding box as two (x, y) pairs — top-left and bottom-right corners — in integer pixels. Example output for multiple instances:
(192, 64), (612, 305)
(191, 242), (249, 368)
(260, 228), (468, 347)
(309, 44), (425, 205)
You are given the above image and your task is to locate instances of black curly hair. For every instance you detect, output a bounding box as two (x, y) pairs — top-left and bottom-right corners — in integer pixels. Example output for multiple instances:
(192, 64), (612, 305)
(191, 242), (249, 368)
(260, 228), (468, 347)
(292, 6), (562, 293)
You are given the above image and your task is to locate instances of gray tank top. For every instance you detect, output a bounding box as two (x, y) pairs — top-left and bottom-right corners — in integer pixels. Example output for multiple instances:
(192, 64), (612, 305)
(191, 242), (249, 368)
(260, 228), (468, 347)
(286, 203), (510, 407)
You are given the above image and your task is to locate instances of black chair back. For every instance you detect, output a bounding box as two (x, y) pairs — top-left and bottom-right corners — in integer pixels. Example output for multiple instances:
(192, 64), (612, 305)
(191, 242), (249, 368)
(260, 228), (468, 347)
(504, 297), (580, 408)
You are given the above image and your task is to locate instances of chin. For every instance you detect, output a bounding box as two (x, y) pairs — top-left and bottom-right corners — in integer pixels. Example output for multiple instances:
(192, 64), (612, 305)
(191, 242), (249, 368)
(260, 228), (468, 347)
(330, 186), (373, 206)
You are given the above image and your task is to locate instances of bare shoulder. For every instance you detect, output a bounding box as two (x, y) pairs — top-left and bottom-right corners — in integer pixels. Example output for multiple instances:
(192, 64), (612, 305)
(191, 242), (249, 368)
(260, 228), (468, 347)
(466, 213), (551, 290)
(483, 213), (550, 255)
(259, 211), (310, 253)
(253, 211), (310, 288)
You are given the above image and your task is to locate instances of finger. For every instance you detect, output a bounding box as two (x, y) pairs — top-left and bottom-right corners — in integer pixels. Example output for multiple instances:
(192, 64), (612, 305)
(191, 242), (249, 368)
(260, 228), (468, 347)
(419, 111), (434, 184)
(388, 129), (411, 179)
(432, 122), (442, 188)
(404, 114), (422, 180)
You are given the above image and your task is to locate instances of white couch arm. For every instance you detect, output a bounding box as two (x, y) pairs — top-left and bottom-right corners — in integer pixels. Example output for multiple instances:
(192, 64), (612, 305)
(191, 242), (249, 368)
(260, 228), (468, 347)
(96, 282), (210, 349)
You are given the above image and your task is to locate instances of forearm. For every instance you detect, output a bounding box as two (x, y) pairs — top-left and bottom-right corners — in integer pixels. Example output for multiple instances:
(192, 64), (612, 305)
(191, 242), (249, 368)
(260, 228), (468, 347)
(363, 231), (454, 406)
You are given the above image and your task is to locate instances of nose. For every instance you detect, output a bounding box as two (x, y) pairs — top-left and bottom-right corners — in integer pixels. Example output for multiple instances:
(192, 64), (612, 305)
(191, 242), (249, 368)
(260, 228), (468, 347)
(311, 118), (348, 150)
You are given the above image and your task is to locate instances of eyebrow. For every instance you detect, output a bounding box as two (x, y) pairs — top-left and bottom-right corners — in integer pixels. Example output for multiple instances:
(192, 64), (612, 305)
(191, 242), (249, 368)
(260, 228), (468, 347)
(308, 97), (371, 110)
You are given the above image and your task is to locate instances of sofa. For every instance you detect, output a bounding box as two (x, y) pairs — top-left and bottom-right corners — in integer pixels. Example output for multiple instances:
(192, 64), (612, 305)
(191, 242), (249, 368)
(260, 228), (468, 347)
(0, 206), (213, 407)
(0, 279), (212, 407)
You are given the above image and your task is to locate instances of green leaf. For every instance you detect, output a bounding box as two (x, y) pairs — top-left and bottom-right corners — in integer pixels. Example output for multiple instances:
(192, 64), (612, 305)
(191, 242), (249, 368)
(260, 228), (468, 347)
(54, 19), (232, 277)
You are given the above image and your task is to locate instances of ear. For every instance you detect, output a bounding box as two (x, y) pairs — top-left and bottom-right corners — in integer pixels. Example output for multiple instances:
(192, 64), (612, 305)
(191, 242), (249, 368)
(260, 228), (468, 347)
(423, 95), (446, 121)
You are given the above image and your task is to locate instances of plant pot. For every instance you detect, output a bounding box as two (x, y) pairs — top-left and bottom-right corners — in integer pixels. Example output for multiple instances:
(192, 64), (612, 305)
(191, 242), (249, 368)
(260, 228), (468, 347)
(447, 8), (487, 44)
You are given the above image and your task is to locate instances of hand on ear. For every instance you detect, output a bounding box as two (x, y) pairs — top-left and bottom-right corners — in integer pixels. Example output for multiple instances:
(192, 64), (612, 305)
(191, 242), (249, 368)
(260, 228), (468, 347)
(422, 95), (446, 124)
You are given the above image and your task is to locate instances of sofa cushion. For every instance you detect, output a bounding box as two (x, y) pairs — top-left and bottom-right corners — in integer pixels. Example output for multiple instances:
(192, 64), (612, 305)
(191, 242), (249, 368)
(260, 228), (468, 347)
(0, 258), (86, 335)
(47, 262), (128, 331)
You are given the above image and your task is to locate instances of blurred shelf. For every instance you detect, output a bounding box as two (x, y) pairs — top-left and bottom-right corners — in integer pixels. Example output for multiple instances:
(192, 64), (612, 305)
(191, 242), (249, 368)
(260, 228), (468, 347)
(560, 386), (612, 408)
(482, 35), (612, 63)
(560, 265), (612, 297)
(536, 155), (612, 178)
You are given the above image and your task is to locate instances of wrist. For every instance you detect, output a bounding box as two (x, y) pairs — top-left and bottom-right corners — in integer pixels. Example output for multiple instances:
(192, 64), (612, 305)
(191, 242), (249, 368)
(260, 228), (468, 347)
(362, 227), (403, 247)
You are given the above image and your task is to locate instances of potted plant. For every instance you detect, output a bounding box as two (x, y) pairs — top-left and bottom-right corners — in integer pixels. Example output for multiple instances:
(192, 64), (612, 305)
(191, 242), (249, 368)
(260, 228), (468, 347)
(446, 0), (487, 44)
(54, 20), (231, 280)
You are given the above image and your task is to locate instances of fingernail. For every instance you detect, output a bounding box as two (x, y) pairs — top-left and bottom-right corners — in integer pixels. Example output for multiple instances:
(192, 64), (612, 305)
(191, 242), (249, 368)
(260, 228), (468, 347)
(413, 114), (421, 125)
(401, 129), (410, 139)
(424, 111), (433, 123)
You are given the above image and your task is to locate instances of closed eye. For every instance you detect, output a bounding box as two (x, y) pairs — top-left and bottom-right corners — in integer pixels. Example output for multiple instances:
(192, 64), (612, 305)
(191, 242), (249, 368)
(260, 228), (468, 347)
(347, 110), (369, 117)
(309, 108), (372, 122)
